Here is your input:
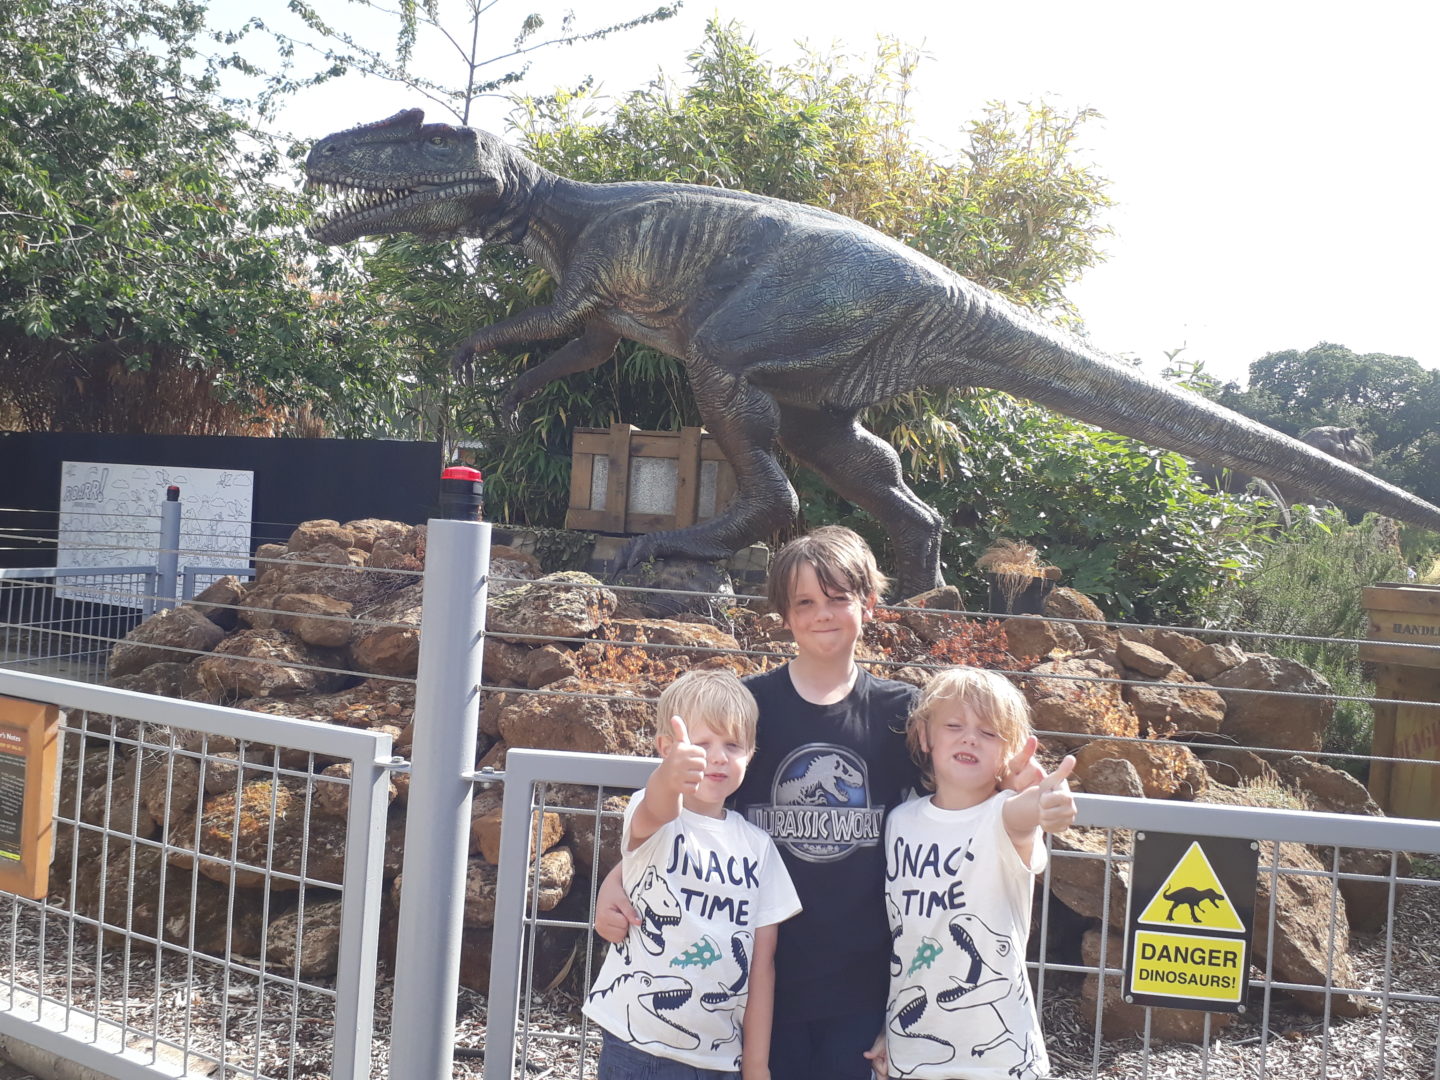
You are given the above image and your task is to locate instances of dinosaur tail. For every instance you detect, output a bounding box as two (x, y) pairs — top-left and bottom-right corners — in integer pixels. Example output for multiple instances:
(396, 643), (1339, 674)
(951, 291), (1440, 531)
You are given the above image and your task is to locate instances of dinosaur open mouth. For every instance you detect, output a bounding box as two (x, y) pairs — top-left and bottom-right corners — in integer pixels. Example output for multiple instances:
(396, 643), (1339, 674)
(304, 180), (437, 237)
(894, 986), (929, 1032)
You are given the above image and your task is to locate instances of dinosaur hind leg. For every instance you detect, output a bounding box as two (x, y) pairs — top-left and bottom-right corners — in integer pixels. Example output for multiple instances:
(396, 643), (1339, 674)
(778, 405), (943, 597)
(617, 369), (798, 569)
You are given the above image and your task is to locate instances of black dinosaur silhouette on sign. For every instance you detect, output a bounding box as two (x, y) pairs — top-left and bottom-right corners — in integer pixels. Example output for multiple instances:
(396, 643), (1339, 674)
(305, 110), (1440, 596)
(1164, 886), (1225, 923)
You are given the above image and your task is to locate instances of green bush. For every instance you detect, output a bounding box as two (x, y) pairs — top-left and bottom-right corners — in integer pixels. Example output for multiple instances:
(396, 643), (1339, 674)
(806, 392), (1273, 622)
(1200, 511), (1408, 778)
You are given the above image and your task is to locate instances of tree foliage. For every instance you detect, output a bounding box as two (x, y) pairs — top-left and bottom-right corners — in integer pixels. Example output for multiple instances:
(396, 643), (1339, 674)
(0, 0), (399, 433)
(464, 20), (1116, 525)
(1217, 342), (1440, 507)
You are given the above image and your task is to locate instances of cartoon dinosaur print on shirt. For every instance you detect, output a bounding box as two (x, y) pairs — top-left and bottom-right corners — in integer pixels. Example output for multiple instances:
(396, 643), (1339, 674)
(698, 931), (753, 1059)
(587, 971), (700, 1051)
(888, 894), (903, 978)
(617, 866), (681, 966)
(886, 985), (956, 1078)
(775, 753), (864, 805)
(936, 913), (1041, 1078)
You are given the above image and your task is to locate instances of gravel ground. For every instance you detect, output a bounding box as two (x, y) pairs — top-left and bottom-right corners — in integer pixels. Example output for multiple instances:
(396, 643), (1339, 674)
(1, 884), (1436, 1079)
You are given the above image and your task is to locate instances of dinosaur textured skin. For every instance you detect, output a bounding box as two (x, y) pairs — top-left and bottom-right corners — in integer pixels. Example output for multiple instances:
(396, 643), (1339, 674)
(306, 110), (1440, 596)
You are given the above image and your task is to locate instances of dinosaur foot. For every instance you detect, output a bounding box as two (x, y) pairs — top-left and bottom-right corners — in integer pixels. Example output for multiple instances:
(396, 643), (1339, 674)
(607, 553), (736, 620)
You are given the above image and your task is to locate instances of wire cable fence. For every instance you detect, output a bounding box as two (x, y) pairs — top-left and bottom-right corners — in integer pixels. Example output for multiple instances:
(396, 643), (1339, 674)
(4, 510), (1440, 1078)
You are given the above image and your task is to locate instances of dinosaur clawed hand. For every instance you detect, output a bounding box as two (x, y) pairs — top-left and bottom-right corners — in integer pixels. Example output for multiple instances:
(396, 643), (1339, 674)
(452, 342), (478, 385)
(498, 374), (542, 431)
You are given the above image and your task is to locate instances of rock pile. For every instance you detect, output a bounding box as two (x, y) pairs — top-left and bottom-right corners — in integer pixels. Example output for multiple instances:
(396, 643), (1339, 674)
(69, 521), (1395, 1038)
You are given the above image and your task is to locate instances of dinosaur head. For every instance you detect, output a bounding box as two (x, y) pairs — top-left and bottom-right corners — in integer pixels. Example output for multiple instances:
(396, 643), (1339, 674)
(305, 109), (539, 244)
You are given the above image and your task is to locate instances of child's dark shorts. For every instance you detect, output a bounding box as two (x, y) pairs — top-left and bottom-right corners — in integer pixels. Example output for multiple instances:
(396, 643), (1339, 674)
(596, 1030), (740, 1080)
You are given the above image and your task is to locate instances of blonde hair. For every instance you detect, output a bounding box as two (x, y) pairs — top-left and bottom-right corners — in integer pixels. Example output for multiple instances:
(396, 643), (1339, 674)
(767, 526), (889, 619)
(907, 666), (1032, 791)
(655, 669), (759, 750)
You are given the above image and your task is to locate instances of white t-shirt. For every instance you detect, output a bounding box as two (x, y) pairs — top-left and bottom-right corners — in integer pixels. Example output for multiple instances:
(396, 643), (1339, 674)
(883, 791), (1050, 1080)
(583, 793), (802, 1070)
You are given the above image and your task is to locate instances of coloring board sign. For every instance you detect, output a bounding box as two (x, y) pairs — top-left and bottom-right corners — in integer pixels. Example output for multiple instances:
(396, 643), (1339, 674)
(58, 462), (254, 607)
(1124, 831), (1258, 1012)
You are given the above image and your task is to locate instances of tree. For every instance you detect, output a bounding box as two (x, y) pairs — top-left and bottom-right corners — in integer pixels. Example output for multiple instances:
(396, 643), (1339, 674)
(217, 0), (681, 125)
(0, 0), (402, 434)
(461, 20), (1116, 525)
(1218, 342), (1440, 506)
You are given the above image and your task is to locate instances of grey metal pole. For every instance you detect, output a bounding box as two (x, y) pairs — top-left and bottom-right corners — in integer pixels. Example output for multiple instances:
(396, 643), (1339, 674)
(388, 517), (490, 1080)
(156, 486), (181, 611)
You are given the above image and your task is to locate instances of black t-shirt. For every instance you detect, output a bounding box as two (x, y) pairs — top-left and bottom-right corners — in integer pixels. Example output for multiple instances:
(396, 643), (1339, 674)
(735, 664), (920, 1024)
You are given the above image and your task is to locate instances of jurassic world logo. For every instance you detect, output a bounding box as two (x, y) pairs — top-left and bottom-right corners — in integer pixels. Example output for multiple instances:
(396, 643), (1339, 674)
(746, 744), (883, 863)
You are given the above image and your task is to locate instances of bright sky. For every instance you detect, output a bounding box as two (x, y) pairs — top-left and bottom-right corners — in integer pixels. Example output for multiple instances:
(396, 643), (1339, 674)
(252, 0), (1440, 385)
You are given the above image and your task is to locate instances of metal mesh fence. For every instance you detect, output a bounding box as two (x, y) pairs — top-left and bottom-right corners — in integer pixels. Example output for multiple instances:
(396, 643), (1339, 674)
(489, 763), (1440, 1080)
(0, 669), (392, 1080)
(5, 509), (1440, 1079)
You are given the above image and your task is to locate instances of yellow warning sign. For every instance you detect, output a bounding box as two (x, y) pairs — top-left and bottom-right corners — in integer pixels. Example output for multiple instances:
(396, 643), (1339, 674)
(1129, 930), (1246, 1003)
(1136, 840), (1245, 931)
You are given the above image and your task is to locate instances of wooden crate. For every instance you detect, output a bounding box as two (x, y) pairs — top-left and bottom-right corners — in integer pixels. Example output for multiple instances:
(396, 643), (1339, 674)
(565, 424), (736, 535)
(1360, 582), (1440, 819)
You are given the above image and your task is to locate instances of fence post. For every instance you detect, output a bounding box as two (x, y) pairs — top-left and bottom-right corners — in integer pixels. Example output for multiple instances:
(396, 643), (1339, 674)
(388, 517), (491, 1080)
(155, 486), (181, 611)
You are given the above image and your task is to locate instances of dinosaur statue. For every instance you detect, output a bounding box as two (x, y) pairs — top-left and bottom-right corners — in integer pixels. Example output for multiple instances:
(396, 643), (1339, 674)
(305, 110), (1440, 596)
(1195, 425), (1377, 519)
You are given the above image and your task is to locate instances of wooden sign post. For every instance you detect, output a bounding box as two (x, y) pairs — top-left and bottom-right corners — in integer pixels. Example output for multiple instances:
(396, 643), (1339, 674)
(0, 697), (61, 900)
(1361, 583), (1440, 819)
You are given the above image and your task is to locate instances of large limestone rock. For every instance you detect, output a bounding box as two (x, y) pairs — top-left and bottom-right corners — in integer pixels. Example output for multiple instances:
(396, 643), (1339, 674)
(167, 776), (348, 890)
(1270, 756), (1408, 930)
(551, 784), (630, 879)
(189, 629), (349, 700)
(1119, 627), (1205, 667)
(351, 585), (424, 677)
(1003, 615), (1086, 661)
(487, 572), (617, 639)
(1043, 587), (1115, 649)
(1115, 638), (1178, 679)
(1123, 676), (1226, 738)
(605, 619), (742, 664)
(498, 676), (654, 757)
(72, 842), (268, 956)
(1212, 656), (1334, 752)
(1022, 658), (1139, 748)
(109, 605), (226, 677)
(267, 898), (344, 979)
(1048, 826), (1130, 925)
(1181, 642), (1248, 681)
(1074, 739), (1206, 800)
(390, 848), (576, 929)
(188, 574), (246, 630)
(275, 593), (354, 648)
(1251, 839), (1369, 1016)
(1080, 756), (1146, 798)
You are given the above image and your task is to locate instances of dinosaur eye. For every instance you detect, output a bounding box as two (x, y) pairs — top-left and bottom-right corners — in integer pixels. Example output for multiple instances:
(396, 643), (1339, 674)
(429, 135), (447, 146)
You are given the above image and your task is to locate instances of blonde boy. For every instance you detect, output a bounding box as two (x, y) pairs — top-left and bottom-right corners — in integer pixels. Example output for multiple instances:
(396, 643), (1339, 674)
(583, 669), (801, 1080)
(870, 667), (1074, 1080)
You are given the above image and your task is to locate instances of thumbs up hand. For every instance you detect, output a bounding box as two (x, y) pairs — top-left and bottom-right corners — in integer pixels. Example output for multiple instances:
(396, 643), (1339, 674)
(1004, 755), (1077, 836)
(658, 715), (707, 796)
(1035, 755), (1077, 834)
